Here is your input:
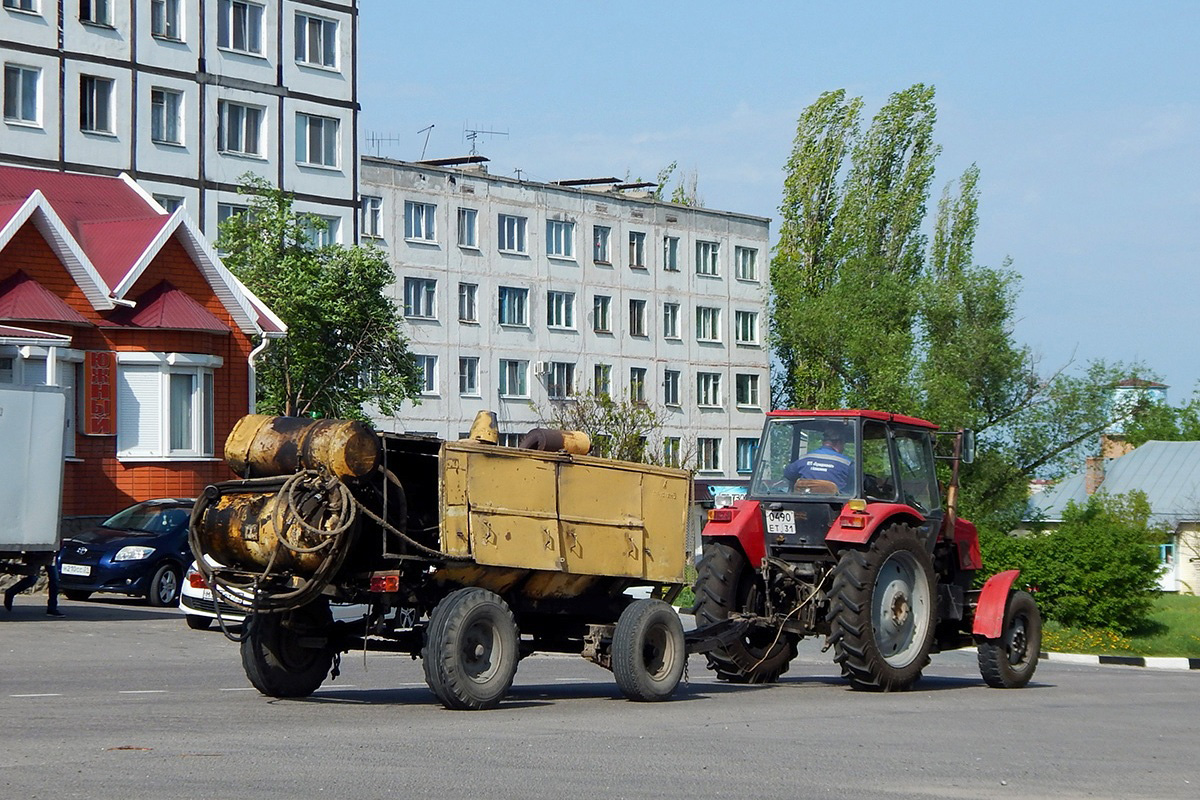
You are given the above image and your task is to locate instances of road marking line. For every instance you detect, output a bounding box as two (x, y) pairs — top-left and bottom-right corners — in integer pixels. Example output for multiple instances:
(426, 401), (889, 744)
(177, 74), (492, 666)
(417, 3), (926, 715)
(554, 678), (593, 683)
(219, 687), (258, 692)
(118, 690), (167, 694)
(313, 685), (357, 690)
(10, 693), (62, 698)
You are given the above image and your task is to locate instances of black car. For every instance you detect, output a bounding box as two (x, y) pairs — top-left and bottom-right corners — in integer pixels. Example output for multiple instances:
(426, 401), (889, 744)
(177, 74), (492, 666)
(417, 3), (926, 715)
(56, 499), (194, 606)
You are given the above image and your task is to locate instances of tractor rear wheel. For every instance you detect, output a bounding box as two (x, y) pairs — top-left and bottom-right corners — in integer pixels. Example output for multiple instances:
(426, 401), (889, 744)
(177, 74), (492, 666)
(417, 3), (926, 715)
(241, 601), (335, 698)
(978, 590), (1041, 688)
(828, 523), (935, 692)
(691, 541), (798, 683)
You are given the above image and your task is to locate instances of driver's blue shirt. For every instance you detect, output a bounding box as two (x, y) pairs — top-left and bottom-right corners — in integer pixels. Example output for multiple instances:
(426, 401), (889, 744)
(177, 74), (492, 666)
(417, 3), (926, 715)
(783, 446), (853, 491)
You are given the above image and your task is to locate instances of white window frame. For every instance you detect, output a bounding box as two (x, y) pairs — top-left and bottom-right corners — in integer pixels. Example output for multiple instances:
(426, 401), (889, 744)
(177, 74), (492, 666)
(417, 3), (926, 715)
(457, 207), (478, 248)
(498, 213), (527, 254)
(696, 306), (721, 342)
(547, 362), (575, 399)
(498, 286), (528, 327)
(217, 0), (264, 55)
(404, 200), (436, 242)
(295, 12), (337, 68)
(3, 1), (39, 13)
(593, 295), (611, 333)
(593, 364), (611, 397)
(663, 302), (680, 339)
(80, 0), (111, 26)
(403, 277), (436, 319)
(217, 202), (247, 225)
(629, 231), (646, 268)
(417, 355), (438, 395)
(629, 367), (647, 404)
(150, 0), (181, 40)
(299, 215), (339, 247)
(593, 225), (610, 263)
(698, 437), (721, 472)
(629, 299), (647, 338)
(735, 310), (759, 345)
(736, 373), (760, 408)
(499, 359), (528, 398)
(3, 63), (40, 126)
(696, 240), (720, 276)
(115, 352), (221, 461)
(664, 437), (682, 468)
(79, 74), (113, 134)
(546, 219), (575, 259)
(458, 356), (479, 396)
(546, 291), (575, 330)
(153, 194), (183, 213)
(697, 372), (722, 408)
(296, 112), (339, 168)
(150, 86), (183, 145)
(736, 438), (758, 474)
(663, 369), (680, 407)
(361, 195), (382, 238)
(663, 236), (679, 272)
(735, 246), (759, 281)
(458, 282), (478, 323)
(217, 100), (263, 157)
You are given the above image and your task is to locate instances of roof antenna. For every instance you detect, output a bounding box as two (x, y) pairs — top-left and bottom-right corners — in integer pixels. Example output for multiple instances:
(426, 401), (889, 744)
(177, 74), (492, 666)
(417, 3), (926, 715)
(364, 131), (402, 157)
(417, 125), (434, 160)
(464, 125), (508, 156)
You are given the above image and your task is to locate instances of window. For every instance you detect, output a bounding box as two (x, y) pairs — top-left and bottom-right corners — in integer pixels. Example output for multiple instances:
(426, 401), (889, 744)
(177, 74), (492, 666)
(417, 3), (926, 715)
(3, 64), (39, 125)
(628, 231), (646, 268)
(663, 369), (680, 406)
(663, 302), (680, 339)
(217, 101), (262, 156)
(4, 0), (38, 12)
(116, 355), (218, 459)
(696, 240), (720, 276)
(629, 367), (647, 404)
(150, 87), (182, 144)
(547, 362), (575, 399)
(417, 355), (437, 395)
(151, 0), (180, 39)
(735, 310), (759, 345)
(593, 295), (611, 333)
(457, 207), (478, 248)
(697, 373), (722, 407)
(629, 299), (647, 337)
(736, 438), (758, 474)
(499, 359), (528, 398)
(546, 219), (575, 259)
(498, 214), (527, 253)
(663, 437), (682, 468)
(300, 215), (339, 247)
(736, 373), (760, 408)
(593, 225), (610, 263)
(498, 286), (528, 326)
(79, 75), (113, 133)
(458, 357), (479, 396)
(217, 202), (247, 225)
(403, 277), (436, 318)
(404, 201), (436, 241)
(80, 0), (111, 25)
(593, 364), (611, 397)
(295, 12), (337, 68)
(458, 283), (478, 322)
(735, 246), (758, 281)
(217, 0), (263, 54)
(499, 433), (522, 448)
(296, 112), (338, 167)
(153, 194), (183, 213)
(663, 236), (679, 271)
(697, 437), (721, 472)
(546, 291), (575, 329)
(696, 306), (721, 342)
(361, 196), (382, 238)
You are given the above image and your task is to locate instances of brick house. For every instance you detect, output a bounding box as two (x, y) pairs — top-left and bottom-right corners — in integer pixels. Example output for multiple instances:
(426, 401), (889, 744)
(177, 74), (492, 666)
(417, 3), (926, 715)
(0, 165), (284, 529)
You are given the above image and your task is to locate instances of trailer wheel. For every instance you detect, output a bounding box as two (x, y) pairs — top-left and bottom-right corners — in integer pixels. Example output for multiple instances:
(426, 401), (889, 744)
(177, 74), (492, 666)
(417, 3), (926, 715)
(612, 599), (686, 702)
(978, 590), (1041, 688)
(241, 601), (334, 698)
(691, 541), (798, 683)
(423, 588), (519, 710)
(828, 523), (935, 692)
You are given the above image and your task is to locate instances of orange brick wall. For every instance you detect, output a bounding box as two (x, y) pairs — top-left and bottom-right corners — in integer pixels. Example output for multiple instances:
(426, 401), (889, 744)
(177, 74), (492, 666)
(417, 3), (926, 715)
(2, 221), (257, 518)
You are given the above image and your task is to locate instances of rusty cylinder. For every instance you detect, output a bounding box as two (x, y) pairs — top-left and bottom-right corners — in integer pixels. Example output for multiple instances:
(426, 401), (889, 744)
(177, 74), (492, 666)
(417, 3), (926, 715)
(518, 428), (592, 455)
(224, 414), (381, 480)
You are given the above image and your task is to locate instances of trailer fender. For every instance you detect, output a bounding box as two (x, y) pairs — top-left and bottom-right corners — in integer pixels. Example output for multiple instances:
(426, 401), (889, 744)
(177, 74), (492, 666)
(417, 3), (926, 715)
(825, 502), (925, 546)
(701, 500), (765, 567)
(973, 569), (1021, 638)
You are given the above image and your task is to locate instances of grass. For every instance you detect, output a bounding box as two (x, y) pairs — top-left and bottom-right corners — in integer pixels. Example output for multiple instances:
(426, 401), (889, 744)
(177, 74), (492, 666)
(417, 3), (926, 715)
(1042, 593), (1200, 657)
(671, 564), (697, 609)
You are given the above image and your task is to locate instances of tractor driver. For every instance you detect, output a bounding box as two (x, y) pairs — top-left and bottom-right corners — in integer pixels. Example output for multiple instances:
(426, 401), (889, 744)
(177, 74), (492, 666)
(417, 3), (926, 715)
(783, 426), (854, 493)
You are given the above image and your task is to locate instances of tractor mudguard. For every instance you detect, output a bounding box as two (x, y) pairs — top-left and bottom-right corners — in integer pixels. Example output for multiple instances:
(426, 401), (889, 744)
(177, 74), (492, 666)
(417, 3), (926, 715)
(700, 499), (766, 567)
(825, 502), (925, 546)
(973, 569), (1021, 638)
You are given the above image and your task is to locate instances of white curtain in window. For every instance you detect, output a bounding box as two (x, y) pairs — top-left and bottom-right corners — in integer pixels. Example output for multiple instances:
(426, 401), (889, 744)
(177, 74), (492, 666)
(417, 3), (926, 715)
(117, 366), (161, 455)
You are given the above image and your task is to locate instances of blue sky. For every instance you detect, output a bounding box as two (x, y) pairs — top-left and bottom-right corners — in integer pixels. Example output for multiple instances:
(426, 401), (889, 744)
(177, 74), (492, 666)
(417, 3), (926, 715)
(360, 1), (1200, 399)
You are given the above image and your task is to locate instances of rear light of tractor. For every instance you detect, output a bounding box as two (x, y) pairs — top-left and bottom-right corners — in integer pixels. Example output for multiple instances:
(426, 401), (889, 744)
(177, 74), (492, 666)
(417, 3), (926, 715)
(838, 499), (870, 529)
(187, 571), (208, 589)
(370, 574), (401, 593)
(708, 508), (735, 523)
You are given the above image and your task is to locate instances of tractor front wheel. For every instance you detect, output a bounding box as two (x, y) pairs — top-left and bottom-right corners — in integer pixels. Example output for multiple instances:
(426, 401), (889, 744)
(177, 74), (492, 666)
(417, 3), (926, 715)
(978, 590), (1041, 688)
(828, 523), (935, 692)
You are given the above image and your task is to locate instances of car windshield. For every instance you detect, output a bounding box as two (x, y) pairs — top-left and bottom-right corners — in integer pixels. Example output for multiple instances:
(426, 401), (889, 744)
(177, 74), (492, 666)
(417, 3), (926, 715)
(751, 417), (858, 498)
(101, 503), (191, 535)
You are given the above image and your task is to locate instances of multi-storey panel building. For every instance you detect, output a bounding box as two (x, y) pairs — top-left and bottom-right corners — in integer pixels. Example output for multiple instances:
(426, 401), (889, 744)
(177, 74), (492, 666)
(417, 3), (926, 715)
(361, 156), (771, 481)
(0, 0), (359, 241)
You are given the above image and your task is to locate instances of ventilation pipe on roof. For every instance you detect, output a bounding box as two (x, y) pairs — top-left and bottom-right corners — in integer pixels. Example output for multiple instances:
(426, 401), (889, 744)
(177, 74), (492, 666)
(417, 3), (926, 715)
(1085, 456), (1106, 495)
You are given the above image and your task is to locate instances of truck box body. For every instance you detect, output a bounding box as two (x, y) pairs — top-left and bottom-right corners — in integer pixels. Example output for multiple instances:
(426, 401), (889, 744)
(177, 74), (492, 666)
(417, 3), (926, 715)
(0, 384), (66, 553)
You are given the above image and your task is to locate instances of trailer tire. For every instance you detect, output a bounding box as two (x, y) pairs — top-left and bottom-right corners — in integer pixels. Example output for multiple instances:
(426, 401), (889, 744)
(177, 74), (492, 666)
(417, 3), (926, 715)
(828, 523), (935, 692)
(978, 590), (1041, 688)
(423, 588), (519, 710)
(241, 602), (334, 698)
(691, 541), (797, 683)
(612, 599), (686, 702)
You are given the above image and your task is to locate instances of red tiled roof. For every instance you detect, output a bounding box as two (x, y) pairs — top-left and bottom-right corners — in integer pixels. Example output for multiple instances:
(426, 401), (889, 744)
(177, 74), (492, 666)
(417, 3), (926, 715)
(74, 217), (168, 288)
(102, 280), (229, 333)
(0, 270), (90, 325)
(0, 199), (27, 230)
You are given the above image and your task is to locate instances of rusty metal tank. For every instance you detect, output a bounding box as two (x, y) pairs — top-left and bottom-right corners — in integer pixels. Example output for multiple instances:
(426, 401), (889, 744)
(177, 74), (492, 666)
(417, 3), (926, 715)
(225, 414), (381, 480)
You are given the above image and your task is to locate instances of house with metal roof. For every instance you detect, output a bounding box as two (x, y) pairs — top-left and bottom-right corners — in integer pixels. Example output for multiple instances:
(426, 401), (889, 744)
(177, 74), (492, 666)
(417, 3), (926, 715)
(1026, 440), (1200, 594)
(0, 164), (284, 530)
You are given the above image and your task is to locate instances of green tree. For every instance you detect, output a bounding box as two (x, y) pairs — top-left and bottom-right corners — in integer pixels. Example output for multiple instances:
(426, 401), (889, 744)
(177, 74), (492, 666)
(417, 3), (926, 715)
(217, 176), (421, 420)
(537, 392), (681, 466)
(1124, 391), (1200, 446)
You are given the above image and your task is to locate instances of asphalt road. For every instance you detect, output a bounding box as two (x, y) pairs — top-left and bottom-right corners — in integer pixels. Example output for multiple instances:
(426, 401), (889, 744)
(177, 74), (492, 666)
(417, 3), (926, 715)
(2, 596), (1198, 800)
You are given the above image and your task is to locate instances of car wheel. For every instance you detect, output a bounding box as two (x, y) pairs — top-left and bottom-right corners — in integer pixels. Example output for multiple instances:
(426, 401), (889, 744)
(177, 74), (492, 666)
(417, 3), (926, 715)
(185, 615), (213, 630)
(147, 564), (182, 607)
(63, 590), (93, 602)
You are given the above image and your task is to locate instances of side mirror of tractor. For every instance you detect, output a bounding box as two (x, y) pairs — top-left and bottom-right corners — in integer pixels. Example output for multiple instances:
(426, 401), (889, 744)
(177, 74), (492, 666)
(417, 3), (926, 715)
(960, 429), (976, 464)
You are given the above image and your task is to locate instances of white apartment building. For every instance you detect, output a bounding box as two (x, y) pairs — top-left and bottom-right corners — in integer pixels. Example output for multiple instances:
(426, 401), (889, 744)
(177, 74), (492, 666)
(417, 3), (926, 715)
(0, 0), (359, 240)
(361, 155), (772, 481)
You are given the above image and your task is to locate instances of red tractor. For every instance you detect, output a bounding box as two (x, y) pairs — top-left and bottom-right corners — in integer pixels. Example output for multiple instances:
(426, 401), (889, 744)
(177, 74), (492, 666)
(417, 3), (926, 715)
(692, 410), (1039, 691)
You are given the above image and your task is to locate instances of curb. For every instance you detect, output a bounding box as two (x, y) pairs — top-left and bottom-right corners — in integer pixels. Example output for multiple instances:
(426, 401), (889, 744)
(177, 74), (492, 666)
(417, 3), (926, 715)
(1040, 651), (1200, 671)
